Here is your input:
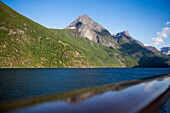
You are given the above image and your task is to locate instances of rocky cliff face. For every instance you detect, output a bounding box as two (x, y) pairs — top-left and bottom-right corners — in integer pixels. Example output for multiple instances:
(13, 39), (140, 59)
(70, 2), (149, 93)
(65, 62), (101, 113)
(65, 15), (111, 44)
(145, 45), (161, 54)
(112, 30), (144, 46)
(112, 30), (163, 55)
(65, 15), (166, 55)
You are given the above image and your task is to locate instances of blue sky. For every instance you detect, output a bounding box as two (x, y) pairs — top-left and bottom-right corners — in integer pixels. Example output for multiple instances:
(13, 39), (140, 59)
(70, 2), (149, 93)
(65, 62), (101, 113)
(1, 0), (170, 49)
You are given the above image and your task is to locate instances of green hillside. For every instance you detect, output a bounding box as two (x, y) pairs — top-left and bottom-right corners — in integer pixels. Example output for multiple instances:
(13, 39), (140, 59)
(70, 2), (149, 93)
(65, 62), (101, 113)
(0, 1), (88, 68)
(0, 1), (169, 68)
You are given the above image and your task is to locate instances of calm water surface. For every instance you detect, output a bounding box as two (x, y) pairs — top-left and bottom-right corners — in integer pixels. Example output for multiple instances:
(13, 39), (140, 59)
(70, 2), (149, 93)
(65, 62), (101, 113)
(0, 68), (170, 101)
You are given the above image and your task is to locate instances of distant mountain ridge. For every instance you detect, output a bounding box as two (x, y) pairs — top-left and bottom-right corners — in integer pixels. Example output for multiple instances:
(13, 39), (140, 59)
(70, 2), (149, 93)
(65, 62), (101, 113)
(64, 14), (162, 54)
(160, 47), (170, 56)
(0, 1), (169, 68)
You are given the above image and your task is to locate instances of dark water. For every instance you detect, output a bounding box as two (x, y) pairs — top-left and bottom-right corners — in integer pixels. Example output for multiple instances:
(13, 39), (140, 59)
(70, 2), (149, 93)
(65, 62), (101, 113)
(0, 68), (170, 113)
(0, 68), (170, 102)
(0, 68), (170, 101)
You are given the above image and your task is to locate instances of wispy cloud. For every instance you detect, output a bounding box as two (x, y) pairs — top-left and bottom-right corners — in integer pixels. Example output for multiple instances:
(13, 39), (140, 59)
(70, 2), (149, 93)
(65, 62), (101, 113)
(162, 27), (170, 31)
(166, 21), (170, 25)
(151, 21), (170, 45)
(156, 27), (170, 38)
(156, 31), (168, 38)
(151, 37), (164, 45)
(162, 44), (170, 47)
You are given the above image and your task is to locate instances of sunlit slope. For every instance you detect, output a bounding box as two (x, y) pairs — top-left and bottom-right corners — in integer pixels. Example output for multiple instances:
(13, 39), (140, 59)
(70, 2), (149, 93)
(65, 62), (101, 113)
(50, 29), (127, 67)
(0, 2), (124, 67)
(0, 1), (169, 67)
(0, 2), (89, 67)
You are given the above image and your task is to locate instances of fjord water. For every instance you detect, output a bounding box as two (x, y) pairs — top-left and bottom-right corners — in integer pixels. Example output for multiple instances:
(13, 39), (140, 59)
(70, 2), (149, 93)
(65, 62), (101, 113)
(0, 68), (170, 102)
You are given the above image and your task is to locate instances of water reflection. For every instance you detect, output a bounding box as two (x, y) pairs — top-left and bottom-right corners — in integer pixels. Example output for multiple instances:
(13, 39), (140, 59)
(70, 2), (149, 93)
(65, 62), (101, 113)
(1, 74), (170, 113)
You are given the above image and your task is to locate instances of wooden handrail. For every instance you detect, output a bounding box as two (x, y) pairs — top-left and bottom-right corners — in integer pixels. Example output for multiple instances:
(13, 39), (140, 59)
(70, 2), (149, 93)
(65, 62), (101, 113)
(0, 74), (170, 113)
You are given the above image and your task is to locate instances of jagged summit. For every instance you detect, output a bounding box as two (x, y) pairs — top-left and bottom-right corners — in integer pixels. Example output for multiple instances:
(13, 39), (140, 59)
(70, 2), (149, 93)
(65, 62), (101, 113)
(65, 15), (160, 52)
(65, 14), (105, 30)
(112, 30), (145, 47)
(65, 14), (111, 43)
(112, 30), (133, 42)
(75, 14), (96, 24)
(122, 30), (131, 37)
(78, 14), (90, 18)
(113, 30), (130, 37)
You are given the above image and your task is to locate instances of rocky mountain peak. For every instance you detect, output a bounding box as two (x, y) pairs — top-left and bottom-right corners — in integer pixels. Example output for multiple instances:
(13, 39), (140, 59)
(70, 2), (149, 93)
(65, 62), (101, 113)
(77, 14), (93, 22)
(113, 30), (130, 37)
(65, 15), (161, 54)
(113, 30), (145, 47)
(79, 14), (89, 18)
(64, 14), (111, 43)
(113, 30), (162, 54)
(122, 30), (131, 37)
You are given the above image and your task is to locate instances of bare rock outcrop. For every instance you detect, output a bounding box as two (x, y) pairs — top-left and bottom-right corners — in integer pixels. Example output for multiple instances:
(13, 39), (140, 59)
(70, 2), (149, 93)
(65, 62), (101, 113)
(65, 15), (111, 44)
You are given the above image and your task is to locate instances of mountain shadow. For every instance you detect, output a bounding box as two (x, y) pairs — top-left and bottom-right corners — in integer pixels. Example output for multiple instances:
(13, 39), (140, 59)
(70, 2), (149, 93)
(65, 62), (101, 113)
(95, 29), (111, 36)
(137, 56), (170, 68)
(119, 43), (153, 56)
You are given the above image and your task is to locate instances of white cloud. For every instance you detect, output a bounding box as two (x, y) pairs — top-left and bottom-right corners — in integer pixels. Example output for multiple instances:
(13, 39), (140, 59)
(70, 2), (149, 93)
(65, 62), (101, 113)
(166, 21), (170, 25)
(156, 31), (168, 38)
(162, 27), (170, 31)
(151, 22), (170, 45)
(144, 44), (150, 47)
(156, 27), (170, 38)
(151, 37), (164, 45)
(162, 44), (170, 47)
